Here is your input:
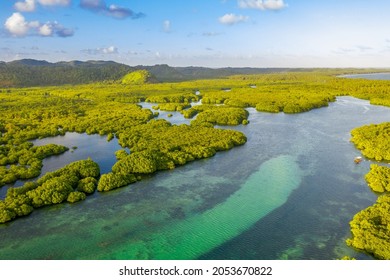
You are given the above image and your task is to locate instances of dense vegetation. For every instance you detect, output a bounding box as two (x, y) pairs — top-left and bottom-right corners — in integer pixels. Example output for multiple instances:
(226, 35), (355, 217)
(152, 103), (191, 111)
(1, 59), (327, 87)
(350, 123), (390, 161)
(121, 70), (157, 85)
(201, 85), (335, 114)
(183, 105), (250, 126)
(97, 120), (247, 192)
(0, 159), (100, 223)
(145, 93), (200, 103)
(347, 194), (390, 259)
(0, 143), (69, 186)
(2, 66), (390, 250)
(347, 122), (390, 259)
(365, 165), (390, 193)
(0, 60), (132, 87)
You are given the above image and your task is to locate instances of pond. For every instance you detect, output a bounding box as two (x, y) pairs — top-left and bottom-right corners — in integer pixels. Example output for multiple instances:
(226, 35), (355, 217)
(0, 96), (389, 260)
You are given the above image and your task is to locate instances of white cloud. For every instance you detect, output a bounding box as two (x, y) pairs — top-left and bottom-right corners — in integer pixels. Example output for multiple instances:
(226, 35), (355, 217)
(238, 0), (287, 10)
(4, 13), (32, 36)
(14, 0), (36, 12)
(163, 20), (171, 33)
(102, 46), (118, 54)
(4, 12), (74, 37)
(37, 0), (71, 6)
(39, 23), (53, 36)
(219, 13), (249, 25)
(14, 0), (71, 13)
(38, 21), (74, 37)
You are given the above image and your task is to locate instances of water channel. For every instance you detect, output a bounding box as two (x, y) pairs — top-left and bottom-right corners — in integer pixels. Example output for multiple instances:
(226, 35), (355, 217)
(0, 94), (389, 259)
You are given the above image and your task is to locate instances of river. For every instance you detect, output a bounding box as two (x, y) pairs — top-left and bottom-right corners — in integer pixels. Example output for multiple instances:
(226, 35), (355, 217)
(0, 95), (389, 260)
(340, 72), (390, 80)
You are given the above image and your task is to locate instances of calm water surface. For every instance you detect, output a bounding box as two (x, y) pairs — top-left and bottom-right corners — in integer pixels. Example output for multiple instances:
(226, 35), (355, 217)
(340, 72), (390, 80)
(0, 96), (389, 260)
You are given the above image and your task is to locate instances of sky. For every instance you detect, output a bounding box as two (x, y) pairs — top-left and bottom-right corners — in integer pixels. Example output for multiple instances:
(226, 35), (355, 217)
(1, 0), (390, 68)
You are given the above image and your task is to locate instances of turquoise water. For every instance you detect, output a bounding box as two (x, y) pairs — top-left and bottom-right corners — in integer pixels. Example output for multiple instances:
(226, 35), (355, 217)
(105, 155), (301, 259)
(0, 96), (389, 259)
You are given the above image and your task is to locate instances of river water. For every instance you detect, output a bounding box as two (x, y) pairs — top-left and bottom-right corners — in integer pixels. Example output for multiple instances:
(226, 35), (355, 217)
(340, 73), (390, 80)
(0, 96), (389, 260)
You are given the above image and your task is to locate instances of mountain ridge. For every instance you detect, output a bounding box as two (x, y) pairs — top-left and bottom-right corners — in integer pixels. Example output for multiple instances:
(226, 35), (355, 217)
(0, 59), (300, 87)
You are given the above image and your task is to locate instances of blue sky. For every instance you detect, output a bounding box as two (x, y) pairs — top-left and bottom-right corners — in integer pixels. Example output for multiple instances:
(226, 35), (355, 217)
(1, 0), (390, 67)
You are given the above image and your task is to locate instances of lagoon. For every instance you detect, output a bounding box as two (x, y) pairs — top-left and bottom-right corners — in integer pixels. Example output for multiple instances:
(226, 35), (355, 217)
(0, 96), (389, 259)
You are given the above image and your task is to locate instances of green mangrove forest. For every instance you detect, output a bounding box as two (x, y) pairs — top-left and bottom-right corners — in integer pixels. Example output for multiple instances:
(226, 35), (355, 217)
(1, 69), (390, 259)
(348, 122), (390, 259)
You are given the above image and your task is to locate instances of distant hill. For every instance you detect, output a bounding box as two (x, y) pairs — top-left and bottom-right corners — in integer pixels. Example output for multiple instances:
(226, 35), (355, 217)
(0, 59), (296, 87)
(139, 64), (293, 82)
(0, 60), (132, 87)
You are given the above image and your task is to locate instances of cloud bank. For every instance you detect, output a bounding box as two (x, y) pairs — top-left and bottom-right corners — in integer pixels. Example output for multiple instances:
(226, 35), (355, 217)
(80, 0), (145, 19)
(82, 46), (118, 55)
(38, 0), (71, 5)
(14, 0), (36, 12)
(14, 0), (71, 12)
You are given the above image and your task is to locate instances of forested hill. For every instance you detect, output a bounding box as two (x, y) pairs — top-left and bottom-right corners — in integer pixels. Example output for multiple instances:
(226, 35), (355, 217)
(136, 64), (292, 82)
(0, 59), (132, 87)
(0, 59), (296, 87)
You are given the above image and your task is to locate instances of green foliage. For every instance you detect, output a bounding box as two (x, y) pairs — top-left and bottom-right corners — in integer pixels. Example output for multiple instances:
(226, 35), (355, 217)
(348, 122), (390, 259)
(115, 149), (129, 161)
(121, 70), (154, 85)
(0, 143), (68, 186)
(191, 106), (249, 126)
(199, 74), (336, 114)
(3, 69), (390, 227)
(365, 165), (390, 193)
(350, 123), (390, 161)
(115, 119), (246, 174)
(0, 159), (100, 223)
(153, 103), (191, 111)
(97, 172), (137, 192)
(146, 93), (199, 103)
(255, 102), (281, 113)
(0, 201), (17, 223)
(77, 177), (98, 194)
(95, 119), (247, 193)
(112, 152), (158, 174)
(224, 99), (248, 108)
(182, 108), (198, 119)
(242, 119), (249, 125)
(67, 191), (87, 203)
(347, 194), (390, 259)
(106, 133), (114, 142)
(0, 60), (133, 87)
(339, 256), (356, 260)
(28, 176), (75, 207)
(117, 119), (247, 155)
(37, 158), (100, 185)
